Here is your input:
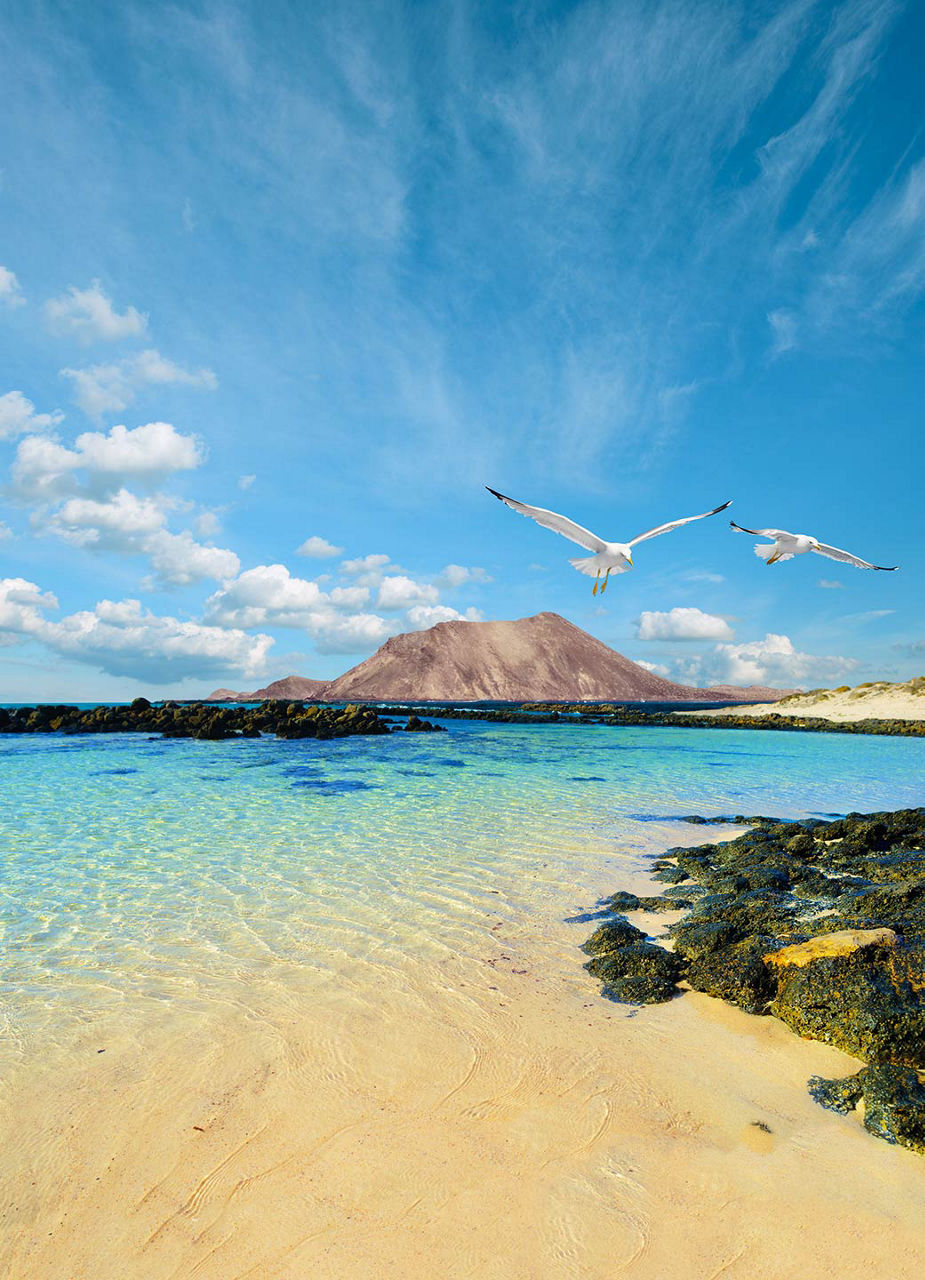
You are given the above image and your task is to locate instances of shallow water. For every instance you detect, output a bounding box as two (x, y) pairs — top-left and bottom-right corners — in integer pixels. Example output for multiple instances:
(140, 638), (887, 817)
(1, 720), (922, 1052)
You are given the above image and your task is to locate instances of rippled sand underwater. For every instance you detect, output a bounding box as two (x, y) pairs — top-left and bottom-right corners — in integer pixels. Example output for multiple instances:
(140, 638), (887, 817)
(1, 721), (924, 1278)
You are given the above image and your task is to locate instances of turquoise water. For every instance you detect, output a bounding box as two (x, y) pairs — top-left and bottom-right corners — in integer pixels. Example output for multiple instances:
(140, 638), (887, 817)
(1, 720), (923, 1053)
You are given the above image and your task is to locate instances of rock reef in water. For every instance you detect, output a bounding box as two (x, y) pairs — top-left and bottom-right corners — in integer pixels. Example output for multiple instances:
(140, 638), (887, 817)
(582, 807), (925, 1154)
(0, 700), (392, 740)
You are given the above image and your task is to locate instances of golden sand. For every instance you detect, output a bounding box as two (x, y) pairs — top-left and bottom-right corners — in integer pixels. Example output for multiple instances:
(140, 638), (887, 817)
(2, 849), (924, 1279)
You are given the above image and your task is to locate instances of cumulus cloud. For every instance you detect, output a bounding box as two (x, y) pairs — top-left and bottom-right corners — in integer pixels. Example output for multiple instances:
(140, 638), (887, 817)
(675, 633), (857, 689)
(297, 535), (344, 558)
(62, 349), (217, 419)
(308, 611), (393, 654)
(434, 564), (492, 588)
(0, 578), (271, 681)
(204, 564), (327, 629)
(0, 577), (58, 642)
(12, 421), (203, 499)
(635, 659), (670, 676)
(636, 607), (734, 642)
(376, 574), (439, 611)
(341, 552), (390, 577)
(45, 281), (147, 343)
(0, 265), (25, 307)
(0, 391), (64, 441)
(48, 489), (171, 548)
(143, 530), (240, 587)
(405, 604), (483, 629)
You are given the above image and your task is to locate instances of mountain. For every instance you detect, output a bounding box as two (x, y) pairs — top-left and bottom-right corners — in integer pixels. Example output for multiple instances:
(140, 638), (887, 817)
(318, 612), (789, 703)
(206, 675), (328, 702)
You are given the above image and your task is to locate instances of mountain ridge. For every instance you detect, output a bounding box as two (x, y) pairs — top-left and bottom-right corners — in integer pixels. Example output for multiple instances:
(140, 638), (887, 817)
(206, 613), (793, 703)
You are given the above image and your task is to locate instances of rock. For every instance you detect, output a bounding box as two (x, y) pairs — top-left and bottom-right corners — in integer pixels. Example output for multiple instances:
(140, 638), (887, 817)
(584, 942), (684, 1004)
(686, 937), (779, 1014)
(858, 1064), (925, 1153)
(765, 929), (899, 968)
(808, 1073), (864, 1114)
(581, 917), (646, 956)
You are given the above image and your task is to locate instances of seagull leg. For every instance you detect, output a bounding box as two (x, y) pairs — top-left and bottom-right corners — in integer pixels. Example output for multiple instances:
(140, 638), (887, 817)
(601, 568), (611, 594)
(767, 551), (780, 565)
(592, 569), (601, 596)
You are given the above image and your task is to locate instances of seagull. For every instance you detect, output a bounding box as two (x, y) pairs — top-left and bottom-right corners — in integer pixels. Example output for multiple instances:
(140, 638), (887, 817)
(730, 521), (898, 571)
(486, 487), (732, 594)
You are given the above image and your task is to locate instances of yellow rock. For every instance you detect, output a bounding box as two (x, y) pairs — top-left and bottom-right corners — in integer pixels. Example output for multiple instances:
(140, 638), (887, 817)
(765, 929), (898, 968)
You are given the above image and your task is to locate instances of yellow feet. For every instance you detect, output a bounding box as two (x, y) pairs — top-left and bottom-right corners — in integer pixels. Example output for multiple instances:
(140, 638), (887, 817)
(592, 570), (601, 596)
(600, 569), (611, 594)
(767, 552), (781, 565)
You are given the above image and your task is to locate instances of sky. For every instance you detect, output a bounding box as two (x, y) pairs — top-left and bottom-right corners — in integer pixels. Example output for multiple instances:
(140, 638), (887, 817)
(0, 0), (922, 699)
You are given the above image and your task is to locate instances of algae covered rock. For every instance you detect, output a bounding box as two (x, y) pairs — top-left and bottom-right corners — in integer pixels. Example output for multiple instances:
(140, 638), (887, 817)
(858, 1064), (925, 1153)
(581, 916), (646, 956)
(808, 1073), (864, 1114)
(686, 937), (779, 1014)
(585, 942), (683, 1004)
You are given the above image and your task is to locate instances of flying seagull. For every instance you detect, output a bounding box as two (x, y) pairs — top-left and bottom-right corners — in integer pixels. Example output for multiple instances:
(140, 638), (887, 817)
(730, 522), (898, 571)
(486, 487), (732, 594)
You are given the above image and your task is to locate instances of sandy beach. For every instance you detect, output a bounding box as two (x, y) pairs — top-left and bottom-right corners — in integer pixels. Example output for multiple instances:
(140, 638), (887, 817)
(677, 678), (925, 724)
(3, 825), (924, 1280)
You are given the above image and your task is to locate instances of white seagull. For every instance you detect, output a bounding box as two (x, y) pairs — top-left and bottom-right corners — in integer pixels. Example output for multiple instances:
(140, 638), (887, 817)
(730, 521), (898, 571)
(486, 487), (732, 594)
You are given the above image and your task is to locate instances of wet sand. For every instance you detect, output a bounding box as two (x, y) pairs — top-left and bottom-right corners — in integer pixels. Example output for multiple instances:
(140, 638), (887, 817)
(2, 834), (924, 1280)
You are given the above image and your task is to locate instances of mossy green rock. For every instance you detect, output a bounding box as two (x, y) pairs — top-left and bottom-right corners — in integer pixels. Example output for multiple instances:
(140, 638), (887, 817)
(859, 1064), (925, 1153)
(584, 942), (683, 1004)
(686, 937), (779, 1014)
(808, 1073), (864, 1114)
(581, 916), (646, 956)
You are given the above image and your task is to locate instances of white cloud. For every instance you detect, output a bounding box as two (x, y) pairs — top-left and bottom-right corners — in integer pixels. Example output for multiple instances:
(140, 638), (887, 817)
(405, 604), (483, 629)
(635, 659), (670, 676)
(0, 265), (25, 307)
(435, 564), (492, 588)
(0, 390), (64, 440)
(683, 570), (725, 585)
(62, 349), (217, 419)
(1, 580), (271, 682)
(376, 574), (439, 611)
(307, 611), (393, 654)
(204, 564), (327, 628)
(48, 489), (170, 548)
(0, 522), (11, 541)
(238, 474), (256, 490)
(143, 530), (240, 587)
(12, 421), (203, 499)
(297, 535), (344, 558)
(674, 633), (858, 689)
(194, 511), (221, 538)
(341, 552), (390, 576)
(818, 579), (844, 589)
(636, 607), (734, 642)
(0, 577), (58, 642)
(45, 281), (147, 343)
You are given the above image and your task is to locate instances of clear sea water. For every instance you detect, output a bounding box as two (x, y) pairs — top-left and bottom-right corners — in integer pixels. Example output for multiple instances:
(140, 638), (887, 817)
(1, 719), (923, 1059)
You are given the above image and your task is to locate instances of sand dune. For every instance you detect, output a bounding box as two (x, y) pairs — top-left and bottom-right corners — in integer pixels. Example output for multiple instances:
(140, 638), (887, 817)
(677, 676), (925, 723)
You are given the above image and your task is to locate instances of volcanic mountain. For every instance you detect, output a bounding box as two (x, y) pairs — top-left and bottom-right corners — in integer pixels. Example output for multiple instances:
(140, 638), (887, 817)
(316, 612), (788, 703)
(206, 675), (328, 702)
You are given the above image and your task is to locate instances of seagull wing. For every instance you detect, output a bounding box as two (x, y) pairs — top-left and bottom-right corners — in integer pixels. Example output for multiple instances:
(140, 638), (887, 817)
(629, 500), (732, 547)
(812, 542), (898, 571)
(730, 521), (790, 538)
(486, 487), (606, 552)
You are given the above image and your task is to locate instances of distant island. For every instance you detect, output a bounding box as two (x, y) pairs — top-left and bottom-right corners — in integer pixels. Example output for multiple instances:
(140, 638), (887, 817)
(207, 612), (792, 704)
(678, 675), (925, 724)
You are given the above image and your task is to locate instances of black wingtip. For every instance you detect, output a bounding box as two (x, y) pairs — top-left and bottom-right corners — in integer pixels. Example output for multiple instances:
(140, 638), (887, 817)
(485, 486), (505, 501)
(875, 565), (899, 572)
(712, 500), (733, 515)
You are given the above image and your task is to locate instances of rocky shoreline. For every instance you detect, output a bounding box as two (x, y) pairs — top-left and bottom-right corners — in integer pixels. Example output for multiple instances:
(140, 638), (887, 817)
(0, 700), (444, 740)
(581, 808), (925, 1154)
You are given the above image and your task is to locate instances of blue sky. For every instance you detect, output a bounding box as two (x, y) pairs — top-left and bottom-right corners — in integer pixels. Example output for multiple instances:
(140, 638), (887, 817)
(0, 0), (921, 698)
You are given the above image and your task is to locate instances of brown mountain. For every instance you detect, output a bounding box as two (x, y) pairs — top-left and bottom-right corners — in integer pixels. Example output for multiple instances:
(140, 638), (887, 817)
(206, 674), (328, 702)
(318, 612), (789, 703)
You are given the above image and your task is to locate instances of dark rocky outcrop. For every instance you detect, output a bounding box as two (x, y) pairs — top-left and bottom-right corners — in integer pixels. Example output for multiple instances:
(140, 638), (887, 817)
(0, 701), (391, 741)
(581, 807), (925, 1153)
